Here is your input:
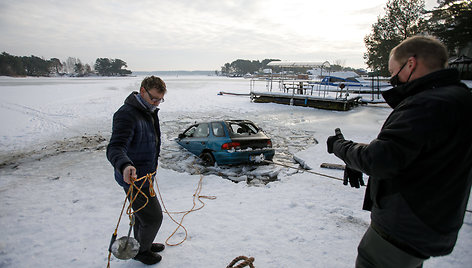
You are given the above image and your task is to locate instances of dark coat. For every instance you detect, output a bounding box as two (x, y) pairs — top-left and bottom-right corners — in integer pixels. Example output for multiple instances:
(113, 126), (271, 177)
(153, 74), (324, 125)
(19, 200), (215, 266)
(107, 92), (161, 188)
(333, 68), (472, 257)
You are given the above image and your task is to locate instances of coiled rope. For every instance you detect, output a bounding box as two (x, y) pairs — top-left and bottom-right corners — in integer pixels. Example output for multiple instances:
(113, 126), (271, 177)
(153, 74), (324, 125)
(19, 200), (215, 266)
(107, 162), (217, 266)
(107, 171), (156, 268)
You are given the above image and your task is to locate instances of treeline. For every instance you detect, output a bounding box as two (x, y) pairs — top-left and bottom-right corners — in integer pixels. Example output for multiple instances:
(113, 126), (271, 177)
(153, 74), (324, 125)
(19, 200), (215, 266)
(0, 52), (132, 77)
(365, 0), (472, 76)
(220, 59), (280, 76)
(220, 59), (365, 76)
(94, 58), (131, 76)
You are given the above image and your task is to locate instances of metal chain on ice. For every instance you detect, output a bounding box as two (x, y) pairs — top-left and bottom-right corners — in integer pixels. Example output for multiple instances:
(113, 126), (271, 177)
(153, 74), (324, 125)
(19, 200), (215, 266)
(154, 160), (216, 246)
(107, 171), (156, 268)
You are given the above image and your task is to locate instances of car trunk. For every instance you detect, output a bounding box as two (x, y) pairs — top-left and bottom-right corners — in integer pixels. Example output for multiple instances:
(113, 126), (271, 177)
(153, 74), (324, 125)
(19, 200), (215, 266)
(230, 136), (271, 150)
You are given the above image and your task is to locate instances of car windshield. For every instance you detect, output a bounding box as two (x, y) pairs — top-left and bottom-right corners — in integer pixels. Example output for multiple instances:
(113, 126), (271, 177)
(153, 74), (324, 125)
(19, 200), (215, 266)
(228, 122), (259, 135)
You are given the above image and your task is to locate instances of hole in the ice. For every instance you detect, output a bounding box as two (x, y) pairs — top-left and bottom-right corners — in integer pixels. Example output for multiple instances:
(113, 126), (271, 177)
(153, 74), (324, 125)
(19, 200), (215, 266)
(159, 118), (318, 183)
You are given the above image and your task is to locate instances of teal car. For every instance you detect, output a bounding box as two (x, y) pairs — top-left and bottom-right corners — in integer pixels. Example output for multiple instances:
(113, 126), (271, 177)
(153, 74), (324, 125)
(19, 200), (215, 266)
(176, 120), (275, 165)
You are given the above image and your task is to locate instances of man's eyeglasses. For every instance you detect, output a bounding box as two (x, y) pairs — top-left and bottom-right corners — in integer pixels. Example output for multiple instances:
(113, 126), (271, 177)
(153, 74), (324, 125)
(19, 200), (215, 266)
(144, 88), (165, 103)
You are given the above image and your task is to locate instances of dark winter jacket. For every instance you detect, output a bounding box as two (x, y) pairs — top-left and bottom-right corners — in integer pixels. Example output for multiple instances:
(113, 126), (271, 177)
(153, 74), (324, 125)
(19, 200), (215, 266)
(332, 68), (472, 257)
(107, 92), (161, 188)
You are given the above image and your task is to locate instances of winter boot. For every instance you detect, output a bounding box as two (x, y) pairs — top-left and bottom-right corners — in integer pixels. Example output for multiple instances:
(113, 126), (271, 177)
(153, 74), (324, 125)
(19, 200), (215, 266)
(151, 243), (165, 253)
(133, 251), (162, 265)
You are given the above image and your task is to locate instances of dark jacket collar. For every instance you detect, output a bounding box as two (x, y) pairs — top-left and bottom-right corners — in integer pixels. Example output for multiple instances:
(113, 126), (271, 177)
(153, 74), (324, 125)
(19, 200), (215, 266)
(382, 68), (464, 108)
(124, 92), (159, 114)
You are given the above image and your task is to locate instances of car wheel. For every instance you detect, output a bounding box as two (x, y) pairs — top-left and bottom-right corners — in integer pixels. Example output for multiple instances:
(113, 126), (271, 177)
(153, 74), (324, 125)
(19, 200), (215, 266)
(200, 152), (215, 166)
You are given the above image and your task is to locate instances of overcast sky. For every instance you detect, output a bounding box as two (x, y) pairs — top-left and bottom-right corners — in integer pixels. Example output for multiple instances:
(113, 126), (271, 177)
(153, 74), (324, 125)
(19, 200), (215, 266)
(0, 0), (439, 71)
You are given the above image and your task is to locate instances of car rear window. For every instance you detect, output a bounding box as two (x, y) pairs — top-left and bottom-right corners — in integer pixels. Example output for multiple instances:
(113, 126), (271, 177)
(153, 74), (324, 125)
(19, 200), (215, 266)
(229, 122), (259, 135)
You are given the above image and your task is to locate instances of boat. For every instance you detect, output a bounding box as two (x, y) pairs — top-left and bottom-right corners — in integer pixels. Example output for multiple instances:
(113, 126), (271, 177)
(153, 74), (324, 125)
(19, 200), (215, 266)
(311, 71), (391, 89)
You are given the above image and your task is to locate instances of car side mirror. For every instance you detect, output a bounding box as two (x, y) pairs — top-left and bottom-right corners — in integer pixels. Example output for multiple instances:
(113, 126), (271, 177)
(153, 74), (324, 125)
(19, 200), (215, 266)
(178, 133), (185, 139)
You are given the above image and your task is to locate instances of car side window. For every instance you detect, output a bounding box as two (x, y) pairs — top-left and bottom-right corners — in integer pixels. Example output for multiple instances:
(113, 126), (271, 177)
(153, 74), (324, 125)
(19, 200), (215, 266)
(212, 122), (225, 137)
(194, 123), (209, 138)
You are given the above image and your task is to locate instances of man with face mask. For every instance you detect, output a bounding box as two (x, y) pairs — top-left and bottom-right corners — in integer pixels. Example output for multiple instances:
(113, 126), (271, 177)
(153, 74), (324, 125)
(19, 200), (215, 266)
(107, 76), (167, 265)
(327, 36), (472, 267)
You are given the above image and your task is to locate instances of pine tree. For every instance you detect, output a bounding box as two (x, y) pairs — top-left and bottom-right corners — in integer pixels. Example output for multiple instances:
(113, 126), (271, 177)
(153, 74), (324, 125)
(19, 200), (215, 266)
(427, 0), (472, 56)
(364, 0), (426, 76)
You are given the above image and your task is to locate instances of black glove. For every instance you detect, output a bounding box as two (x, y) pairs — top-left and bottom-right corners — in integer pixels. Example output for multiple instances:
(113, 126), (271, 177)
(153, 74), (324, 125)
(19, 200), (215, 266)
(327, 128), (344, 154)
(343, 166), (365, 188)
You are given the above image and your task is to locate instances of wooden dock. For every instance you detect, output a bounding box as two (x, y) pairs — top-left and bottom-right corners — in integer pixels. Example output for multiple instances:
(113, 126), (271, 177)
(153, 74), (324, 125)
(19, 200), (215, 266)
(250, 91), (362, 111)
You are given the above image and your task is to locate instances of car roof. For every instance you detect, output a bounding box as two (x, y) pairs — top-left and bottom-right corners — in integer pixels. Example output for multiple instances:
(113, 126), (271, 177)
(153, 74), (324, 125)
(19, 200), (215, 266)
(192, 120), (255, 125)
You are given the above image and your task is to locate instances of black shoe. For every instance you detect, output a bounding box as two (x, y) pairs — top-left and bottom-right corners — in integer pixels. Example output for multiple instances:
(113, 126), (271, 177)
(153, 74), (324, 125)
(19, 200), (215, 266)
(133, 251), (162, 265)
(151, 243), (165, 253)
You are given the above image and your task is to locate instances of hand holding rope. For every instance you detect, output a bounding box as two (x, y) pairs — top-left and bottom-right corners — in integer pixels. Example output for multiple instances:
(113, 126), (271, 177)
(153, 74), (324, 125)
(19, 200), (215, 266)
(107, 171), (156, 268)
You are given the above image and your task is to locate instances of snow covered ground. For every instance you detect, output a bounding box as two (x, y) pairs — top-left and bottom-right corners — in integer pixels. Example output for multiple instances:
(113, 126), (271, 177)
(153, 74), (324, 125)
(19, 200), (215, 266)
(0, 75), (470, 267)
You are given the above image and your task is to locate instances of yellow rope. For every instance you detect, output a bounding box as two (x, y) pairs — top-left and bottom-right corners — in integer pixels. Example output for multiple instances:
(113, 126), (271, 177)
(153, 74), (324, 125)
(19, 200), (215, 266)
(107, 164), (216, 267)
(154, 162), (216, 246)
(107, 171), (156, 268)
(126, 172), (156, 216)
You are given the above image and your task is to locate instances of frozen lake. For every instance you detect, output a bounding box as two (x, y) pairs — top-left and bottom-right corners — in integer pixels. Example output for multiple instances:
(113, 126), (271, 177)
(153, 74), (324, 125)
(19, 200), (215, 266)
(0, 75), (470, 267)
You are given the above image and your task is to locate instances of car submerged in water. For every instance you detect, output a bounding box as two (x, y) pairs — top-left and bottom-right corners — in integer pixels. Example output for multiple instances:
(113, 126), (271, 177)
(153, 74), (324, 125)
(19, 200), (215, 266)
(176, 120), (275, 166)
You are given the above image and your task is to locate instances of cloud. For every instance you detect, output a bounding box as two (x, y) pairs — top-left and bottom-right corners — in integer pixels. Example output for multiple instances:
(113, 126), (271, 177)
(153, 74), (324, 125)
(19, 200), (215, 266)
(0, 0), (399, 70)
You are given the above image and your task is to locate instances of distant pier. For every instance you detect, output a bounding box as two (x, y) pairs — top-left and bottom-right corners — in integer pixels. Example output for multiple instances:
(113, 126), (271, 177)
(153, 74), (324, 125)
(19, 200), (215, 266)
(250, 91), (361, 111)
(246, 61), (387, 111)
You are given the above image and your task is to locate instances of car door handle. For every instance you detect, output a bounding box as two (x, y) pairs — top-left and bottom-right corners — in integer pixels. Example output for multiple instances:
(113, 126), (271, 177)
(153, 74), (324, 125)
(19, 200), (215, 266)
(201, 142), (206, 145)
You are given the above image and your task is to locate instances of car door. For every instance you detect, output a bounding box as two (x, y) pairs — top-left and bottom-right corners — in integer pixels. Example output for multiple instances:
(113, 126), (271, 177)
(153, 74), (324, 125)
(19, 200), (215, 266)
(180, 123), (210, 156)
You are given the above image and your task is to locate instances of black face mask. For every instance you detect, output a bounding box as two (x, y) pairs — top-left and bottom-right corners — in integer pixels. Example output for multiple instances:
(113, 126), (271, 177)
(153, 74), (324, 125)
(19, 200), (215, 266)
(389, 60), (408, 87)
(389, 56), (415, 87)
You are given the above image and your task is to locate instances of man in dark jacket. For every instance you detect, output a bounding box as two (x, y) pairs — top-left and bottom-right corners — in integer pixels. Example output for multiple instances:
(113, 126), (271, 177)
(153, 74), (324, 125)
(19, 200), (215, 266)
(327, 36), (472, 268)
(107, 76), (167, 265)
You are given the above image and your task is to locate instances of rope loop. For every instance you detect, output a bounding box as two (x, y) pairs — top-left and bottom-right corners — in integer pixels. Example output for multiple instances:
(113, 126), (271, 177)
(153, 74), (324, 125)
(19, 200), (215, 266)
(107, 171), (156, 268)
(108, 161), (217, 266)
(154, 162), (216, 246)
(226, 256), (255, 268)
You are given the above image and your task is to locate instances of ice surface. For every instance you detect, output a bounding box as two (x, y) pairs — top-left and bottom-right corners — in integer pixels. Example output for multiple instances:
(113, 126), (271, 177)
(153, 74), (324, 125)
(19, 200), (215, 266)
(0, 76), (470, 267)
